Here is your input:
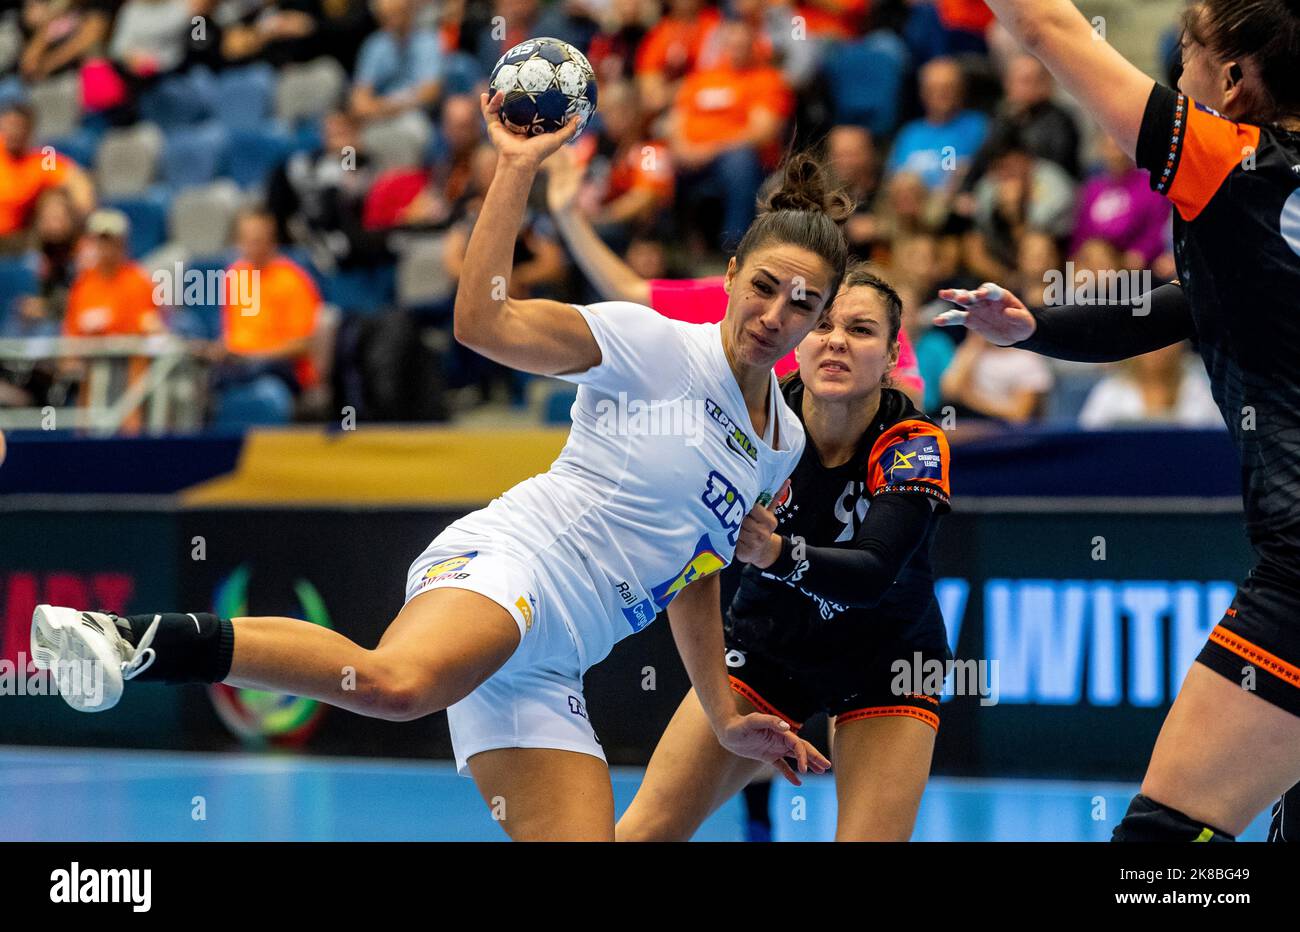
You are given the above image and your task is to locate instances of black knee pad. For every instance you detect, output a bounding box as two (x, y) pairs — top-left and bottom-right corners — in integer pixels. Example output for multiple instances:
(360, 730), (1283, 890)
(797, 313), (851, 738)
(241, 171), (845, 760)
(1111, 794), (1236, 842)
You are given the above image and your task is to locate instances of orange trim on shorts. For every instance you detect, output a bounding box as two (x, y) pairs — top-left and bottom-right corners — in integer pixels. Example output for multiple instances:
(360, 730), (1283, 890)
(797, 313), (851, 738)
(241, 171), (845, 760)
(1208, 625), (1300, 689)
(728, 675), (803, 732)
(834, 704), (940, 732)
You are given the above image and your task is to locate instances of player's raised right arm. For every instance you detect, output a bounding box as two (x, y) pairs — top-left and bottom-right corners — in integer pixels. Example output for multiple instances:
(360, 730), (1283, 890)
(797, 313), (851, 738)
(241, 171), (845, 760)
(982, 0), (1155, 160)
(453, 92), (602, 378)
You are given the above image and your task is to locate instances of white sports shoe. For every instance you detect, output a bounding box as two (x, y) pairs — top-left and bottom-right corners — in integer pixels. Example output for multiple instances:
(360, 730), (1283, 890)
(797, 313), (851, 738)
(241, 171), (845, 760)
(29, 605), (160, 712)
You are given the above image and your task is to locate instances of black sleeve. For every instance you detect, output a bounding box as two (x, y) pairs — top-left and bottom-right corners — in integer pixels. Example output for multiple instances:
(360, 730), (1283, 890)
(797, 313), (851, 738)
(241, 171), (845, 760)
(1012, 282), (1193, 363)
(761, 492), (933, 610)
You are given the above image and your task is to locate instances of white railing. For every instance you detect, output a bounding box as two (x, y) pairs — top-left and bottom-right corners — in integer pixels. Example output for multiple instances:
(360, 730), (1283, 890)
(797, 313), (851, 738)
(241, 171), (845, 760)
(0, 335), (208, 435)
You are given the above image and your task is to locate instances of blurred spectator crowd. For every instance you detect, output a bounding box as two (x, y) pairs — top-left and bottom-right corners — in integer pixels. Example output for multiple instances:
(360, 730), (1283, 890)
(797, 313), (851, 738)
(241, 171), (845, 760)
(0, 0), (1223, 432)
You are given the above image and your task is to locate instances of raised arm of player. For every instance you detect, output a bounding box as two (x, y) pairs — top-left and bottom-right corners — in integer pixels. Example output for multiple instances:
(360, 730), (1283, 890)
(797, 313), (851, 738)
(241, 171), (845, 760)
(540, 145), (653, 305)
(983, 0), (1156, 159)
(453, 92), (602, 377)
(666, 571), (831, 784)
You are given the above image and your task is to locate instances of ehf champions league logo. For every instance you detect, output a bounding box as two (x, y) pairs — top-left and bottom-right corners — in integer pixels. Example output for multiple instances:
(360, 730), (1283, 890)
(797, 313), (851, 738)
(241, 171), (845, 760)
(207, 565), (333, 746)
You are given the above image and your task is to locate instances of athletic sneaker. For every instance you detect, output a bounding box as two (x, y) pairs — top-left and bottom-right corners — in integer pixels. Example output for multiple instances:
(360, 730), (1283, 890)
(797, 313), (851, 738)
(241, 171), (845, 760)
(29, 605), (159, 712)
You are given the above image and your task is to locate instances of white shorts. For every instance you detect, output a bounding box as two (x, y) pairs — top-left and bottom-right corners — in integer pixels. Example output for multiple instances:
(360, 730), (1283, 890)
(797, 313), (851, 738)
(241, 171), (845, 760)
(404, 530), (606, 777)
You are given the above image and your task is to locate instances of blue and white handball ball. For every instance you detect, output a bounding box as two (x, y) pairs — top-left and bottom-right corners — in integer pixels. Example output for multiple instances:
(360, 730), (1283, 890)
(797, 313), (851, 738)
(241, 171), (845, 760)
(490, 37), (597, 140)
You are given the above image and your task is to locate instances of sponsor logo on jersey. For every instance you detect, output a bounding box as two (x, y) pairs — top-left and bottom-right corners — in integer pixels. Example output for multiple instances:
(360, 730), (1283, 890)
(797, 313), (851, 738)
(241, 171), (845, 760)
(567, 695), (588, 719)
(615, 580), (635, 605)
(702, 470), (746, 544)
(705, 398), (758, 463)
(622, 598), (656, 632)
(422, 551), (478, 585)
(651, 533), (727, 609)
(514, 593), (536, 632)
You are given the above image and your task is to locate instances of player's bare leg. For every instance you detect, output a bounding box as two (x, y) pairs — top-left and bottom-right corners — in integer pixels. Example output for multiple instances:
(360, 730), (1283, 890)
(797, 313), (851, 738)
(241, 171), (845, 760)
(831, 714), (935, 841)
(32, 587), (520, 719)
(468, 748), (616, 841)
(226, 587), (520, 720)
(616, 687), (769, 841)
(1131, 662), (1300, 836)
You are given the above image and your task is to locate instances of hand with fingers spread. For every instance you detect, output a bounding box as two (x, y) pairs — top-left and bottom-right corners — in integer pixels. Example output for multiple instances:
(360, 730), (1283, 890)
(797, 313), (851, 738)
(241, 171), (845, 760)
(716, 711), (831, 786)
(934, 282), (1037, 346)
(480, 90), (582, 169)
(735, 478), (789, 569)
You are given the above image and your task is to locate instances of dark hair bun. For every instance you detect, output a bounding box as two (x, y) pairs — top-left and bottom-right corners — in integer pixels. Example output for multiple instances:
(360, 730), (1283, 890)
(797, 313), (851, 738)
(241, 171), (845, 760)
(758, 150), (855, 224)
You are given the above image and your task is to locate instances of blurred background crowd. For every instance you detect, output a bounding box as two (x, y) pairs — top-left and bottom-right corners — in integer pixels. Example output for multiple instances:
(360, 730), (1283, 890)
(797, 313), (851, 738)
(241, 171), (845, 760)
(0, 0), (1224, 433)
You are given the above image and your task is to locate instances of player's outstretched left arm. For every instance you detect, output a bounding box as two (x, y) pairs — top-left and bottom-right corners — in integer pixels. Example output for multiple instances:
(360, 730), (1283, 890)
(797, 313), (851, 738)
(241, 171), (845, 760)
(665, 572), (831, 784)
(453, 91), (602, 378)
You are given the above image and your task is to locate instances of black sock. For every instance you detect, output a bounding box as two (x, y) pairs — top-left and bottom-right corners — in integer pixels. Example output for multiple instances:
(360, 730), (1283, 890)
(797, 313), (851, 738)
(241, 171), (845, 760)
(120, 612), (235, 684)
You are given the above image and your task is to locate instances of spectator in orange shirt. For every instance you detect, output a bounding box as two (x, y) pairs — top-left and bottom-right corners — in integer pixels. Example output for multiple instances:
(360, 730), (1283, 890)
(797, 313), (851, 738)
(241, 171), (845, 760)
(0, 103), (95, 254)
(635, 0), (721, 114)
(63, 209), (161, 338)
(665, 19), (792, 250)
(60, 208), (163, 432)
(216, 208), (323, 399)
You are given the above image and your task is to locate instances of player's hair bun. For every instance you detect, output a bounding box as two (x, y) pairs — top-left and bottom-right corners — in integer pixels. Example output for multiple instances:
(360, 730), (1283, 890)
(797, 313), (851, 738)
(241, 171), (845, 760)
(758, 150), (855, 224)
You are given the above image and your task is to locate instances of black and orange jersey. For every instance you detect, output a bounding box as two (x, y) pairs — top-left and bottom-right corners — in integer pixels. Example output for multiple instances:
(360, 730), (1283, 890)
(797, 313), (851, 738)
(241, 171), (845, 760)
(1136, 83), (1300, 553)
(726, 381), (951, 671)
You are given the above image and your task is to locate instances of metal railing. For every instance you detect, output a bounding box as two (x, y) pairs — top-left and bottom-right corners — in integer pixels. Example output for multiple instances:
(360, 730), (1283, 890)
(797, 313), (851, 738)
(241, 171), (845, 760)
(0, 335), (208, 435)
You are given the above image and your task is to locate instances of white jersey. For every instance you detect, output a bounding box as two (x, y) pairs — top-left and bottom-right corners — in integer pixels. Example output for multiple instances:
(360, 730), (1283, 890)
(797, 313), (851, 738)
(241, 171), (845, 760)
(441, 301), (805, 670)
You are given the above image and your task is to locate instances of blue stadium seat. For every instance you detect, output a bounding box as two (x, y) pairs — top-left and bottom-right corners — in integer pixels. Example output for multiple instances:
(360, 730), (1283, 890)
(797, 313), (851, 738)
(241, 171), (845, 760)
(821, 31), (910, 138)
(104, 188), (170, 259)
(212, 64), (277, 131)
(161, 122), (230, 190)
(442, 51), (485, 95)
(0, 75), (25, 109)
(44, 126), (104, 170)
(291, 118), (323, 155)
(1044, 369), (1105, 425)
(170, 253), (234, 340)
(0, 254), (40, 335)
(279, 245), (325, 291)
(212, 375), (294, 428)
(138, 69), (217, 127)
(324, 265), (396, 316)
(902, 0), (947, 67)
(543, 384), (578, 425)
(224, 126), (296, 190)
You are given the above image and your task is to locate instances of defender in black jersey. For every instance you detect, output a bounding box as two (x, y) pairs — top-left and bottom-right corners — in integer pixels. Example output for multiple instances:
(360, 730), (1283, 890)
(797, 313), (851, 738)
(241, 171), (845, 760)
(724, 379), (952, 734)
(618, 265), (954, 842)
(943, 0), (1300, 843)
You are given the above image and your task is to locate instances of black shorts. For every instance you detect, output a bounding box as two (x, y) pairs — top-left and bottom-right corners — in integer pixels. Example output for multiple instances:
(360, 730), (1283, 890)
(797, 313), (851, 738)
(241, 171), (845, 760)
(721, 622), (949, 734)
(1196, 551), (1300, 718)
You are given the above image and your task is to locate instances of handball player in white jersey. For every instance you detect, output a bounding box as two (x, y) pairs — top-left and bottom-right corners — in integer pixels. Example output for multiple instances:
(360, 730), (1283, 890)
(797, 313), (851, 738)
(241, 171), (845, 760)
(30, 92), (845, 840)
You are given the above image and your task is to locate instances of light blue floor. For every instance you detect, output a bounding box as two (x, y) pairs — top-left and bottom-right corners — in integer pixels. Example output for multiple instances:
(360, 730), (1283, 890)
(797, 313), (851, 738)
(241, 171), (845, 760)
(0, 746), (1272, 841)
